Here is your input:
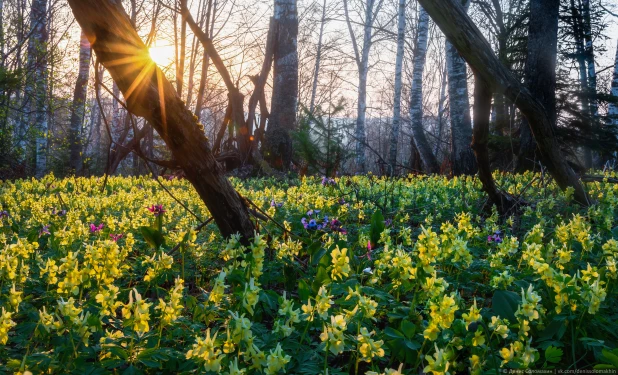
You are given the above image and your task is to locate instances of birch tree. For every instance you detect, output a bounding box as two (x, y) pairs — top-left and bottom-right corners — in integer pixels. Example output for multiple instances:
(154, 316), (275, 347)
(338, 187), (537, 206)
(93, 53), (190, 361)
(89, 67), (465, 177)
(446, 0), (475, 176)
(68, 30), (91, 173)
(264, 0), (299, 170)
(343, 0), (382, 172)
(409, 6), (439, 174)
(387, 0), (405, 175)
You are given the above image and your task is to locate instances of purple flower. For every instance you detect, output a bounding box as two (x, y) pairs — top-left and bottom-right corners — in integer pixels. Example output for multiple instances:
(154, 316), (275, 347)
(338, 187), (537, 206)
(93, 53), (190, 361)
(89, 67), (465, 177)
(0, 211), (9, 220)
(307, 219), (318, 230)
(90, 223), (104, 233)
(39, 224), (50, 237)
(147, 204), (166, 217)
(384, 219), (393, 227)
(321, 177), (336, 186)
(270, 199), (283, 208)
(110, 233), (124, 242)
(487, 230), (503, 244)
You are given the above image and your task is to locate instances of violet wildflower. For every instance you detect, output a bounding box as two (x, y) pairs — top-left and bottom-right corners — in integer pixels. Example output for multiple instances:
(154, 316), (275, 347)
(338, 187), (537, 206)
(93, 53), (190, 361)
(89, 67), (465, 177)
(90, 223), (104, 233)
(39, 224), (51, 237)
(147, 204), (166, 217)
(487, 230), (503, 243)
(110, 233), (124, 242)
(0, 211), (9, 220)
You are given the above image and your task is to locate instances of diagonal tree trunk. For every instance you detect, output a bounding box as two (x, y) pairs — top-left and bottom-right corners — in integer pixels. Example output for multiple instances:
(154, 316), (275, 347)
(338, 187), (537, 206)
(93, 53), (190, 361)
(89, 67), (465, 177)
(263, 0), (298, 170)
(517, 0), (559, 172)
(68, 30), (92, 174)
(409, 6), (439, 174)
(417, 0), (589, 205)
(387, 0), (406, 175)
(67, 0), (255, 241)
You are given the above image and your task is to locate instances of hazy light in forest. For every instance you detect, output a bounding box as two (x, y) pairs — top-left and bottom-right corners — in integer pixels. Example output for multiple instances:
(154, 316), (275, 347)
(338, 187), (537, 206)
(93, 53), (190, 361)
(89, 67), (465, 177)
(149, 43), (175, 67)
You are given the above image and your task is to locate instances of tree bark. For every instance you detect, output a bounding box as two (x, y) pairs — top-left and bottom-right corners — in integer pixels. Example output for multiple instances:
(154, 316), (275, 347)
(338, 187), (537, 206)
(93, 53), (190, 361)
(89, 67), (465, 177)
(387, 0), (406, 175)
(309, 0), (327, 113)
(67, 0), (255, 240)
(446, 0), (476, 176)
(194, 0), (215, 120)
(471, 73), (513, 212)
(20, 0), (48, 176)
(516, 0), (559, 172)
(68, 30), (92, 173)
(344, 0), (378, 173)
(264, 0), (298, 170)
(409, 6), (439, 174)
(609, 40), (618, 129)
(417, 0), (589, 205)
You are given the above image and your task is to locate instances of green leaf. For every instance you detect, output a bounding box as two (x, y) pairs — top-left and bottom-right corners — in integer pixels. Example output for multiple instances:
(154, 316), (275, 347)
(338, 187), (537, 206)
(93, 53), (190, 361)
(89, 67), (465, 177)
(404, 339), (421, 350)
(298, 279), (311, 302)
(139, 226), (165, 249)
(369, 210), (385, 247)
(545, 346), (563, 364)
(601, 349), (618, 368)
(492, 290), (520, 323)
(384, 327), (405, 340)
(400, 320), (416, 338)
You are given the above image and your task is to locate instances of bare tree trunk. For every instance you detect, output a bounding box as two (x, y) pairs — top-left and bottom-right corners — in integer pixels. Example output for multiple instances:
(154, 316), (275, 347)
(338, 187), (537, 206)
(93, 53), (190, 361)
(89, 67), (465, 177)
(387, 0), (406, 175)
(264, 0), (298, 170)
(309, 0), (326, 113)
(471, 72), (514, 212)
(67, 0), (255, 240)
(68, 30), (92, 173)
(22, 0), (49, 177)
(517, 0), (559, 172)
(418, 0), (589, 205)
(177, 0), (188, 98)
(409, 6), (439, 174)
(609, 40), (618, 129)
(446, 0), (475, 176)
(582, 0), (598, 167)
(344, 0), (378, 172)
(434, 63), (447, 156)
(570, 0), (592, 168)
(194, 0), (215, 120)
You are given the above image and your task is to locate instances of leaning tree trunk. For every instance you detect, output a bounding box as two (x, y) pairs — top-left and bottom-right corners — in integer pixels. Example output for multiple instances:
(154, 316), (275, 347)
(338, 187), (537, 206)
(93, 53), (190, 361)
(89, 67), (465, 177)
(409, 6), (440, 174)
(516, 0), (559, 172)
(264, 0), (298, 170)
(387, 0), (406, 175)
(67, 0), (255, 241)
(68, 30), (92, 173)
(417, 0), (589, 205)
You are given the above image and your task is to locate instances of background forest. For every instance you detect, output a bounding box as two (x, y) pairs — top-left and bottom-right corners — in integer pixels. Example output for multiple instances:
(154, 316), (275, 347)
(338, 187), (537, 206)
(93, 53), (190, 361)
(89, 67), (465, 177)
(0, 0), (617, 180)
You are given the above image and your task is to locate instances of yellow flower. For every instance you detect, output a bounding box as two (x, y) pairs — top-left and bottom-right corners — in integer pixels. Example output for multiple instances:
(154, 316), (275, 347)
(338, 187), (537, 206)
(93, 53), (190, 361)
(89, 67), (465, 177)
(424, 321), (440, 341)
(357, 327), (385, 362)
(0, 308), (16, 344)
(331, 246), (350, 280)
(8, 283), (22, 312)
(423, 344), (450, 375)
(265, 343), (291, 374)
(462, 299), (481, 328)
(186, 328), (223, 372)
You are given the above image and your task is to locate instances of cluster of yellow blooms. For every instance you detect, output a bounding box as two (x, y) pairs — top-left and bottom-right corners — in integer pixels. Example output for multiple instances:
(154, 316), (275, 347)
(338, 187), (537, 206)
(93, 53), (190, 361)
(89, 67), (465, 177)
(0, 172), (615, 374)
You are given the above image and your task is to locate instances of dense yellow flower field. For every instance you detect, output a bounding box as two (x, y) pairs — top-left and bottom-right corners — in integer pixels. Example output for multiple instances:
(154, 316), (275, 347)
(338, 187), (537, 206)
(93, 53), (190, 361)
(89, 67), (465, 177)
(0, 172), (616, 374)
